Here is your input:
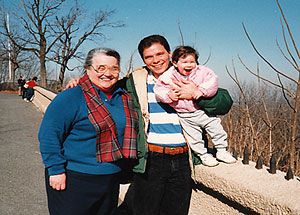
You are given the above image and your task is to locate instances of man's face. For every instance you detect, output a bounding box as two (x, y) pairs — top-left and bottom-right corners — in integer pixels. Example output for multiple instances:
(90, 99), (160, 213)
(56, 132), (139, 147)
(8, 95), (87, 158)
(142, 43), (171, 79)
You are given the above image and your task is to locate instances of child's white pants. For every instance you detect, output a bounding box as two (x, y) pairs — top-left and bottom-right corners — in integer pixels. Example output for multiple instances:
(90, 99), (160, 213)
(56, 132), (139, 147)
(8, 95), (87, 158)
(178, 109), (228, 155)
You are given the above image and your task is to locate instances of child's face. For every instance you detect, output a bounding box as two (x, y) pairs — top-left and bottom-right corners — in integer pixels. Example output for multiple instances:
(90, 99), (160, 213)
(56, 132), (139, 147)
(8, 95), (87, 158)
(173, 54), (197, 76)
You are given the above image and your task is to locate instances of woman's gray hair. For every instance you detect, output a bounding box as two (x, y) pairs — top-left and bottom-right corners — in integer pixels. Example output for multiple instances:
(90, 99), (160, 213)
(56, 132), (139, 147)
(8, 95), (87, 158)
(84, 47), (121, 68)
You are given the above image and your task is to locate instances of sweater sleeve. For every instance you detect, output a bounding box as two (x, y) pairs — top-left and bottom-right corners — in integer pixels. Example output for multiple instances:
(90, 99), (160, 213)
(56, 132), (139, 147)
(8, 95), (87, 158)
(196, 66), (218, 97)
(153, 79), (174, 104)
(153, 67), (177, 104)
(38, 88), (79, 175)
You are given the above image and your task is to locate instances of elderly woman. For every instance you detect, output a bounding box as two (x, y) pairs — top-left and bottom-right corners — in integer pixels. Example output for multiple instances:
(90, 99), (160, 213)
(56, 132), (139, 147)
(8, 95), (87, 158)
(39, 48), (138, 215)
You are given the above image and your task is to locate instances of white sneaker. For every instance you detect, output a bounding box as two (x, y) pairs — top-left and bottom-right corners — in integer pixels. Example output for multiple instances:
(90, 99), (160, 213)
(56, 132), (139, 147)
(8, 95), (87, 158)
(216, 151), (236, 164)
(200, 153), (219, 167)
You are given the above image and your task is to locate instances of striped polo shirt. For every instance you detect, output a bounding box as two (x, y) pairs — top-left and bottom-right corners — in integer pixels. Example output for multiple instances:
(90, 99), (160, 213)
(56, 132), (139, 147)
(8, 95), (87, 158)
(147, 72), (186, 147)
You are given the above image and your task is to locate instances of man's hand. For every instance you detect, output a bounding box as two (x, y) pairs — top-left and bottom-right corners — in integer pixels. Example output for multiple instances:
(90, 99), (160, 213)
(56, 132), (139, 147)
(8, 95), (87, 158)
(49, 173), (66, 191)
(192, 90), (204, 100)
(173, 79), (198, 100)
(65, 78), (80, 89)
(168, 89), (180, 102)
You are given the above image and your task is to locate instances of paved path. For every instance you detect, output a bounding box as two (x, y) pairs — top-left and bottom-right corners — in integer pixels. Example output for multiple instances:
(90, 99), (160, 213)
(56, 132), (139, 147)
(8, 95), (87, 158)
(0, 93), (48, 215)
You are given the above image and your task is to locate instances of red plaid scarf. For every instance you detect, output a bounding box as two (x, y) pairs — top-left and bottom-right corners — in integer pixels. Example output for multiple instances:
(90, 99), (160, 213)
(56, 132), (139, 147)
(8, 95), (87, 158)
(79, 74), (138, 163)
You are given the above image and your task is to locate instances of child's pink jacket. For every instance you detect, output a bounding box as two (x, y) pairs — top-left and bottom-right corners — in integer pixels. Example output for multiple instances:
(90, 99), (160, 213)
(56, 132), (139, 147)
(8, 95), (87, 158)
(154, 65), (218, 113)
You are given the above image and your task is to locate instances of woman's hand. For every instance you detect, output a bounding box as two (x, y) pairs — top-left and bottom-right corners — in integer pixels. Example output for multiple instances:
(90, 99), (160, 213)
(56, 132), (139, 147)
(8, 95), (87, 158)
(173, 79), (198, 100)
(65, 78), (80, 89)
(49, 173), (66, 190)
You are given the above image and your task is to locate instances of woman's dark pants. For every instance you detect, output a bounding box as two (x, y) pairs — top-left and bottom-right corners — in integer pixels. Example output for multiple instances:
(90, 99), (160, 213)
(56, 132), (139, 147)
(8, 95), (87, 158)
(45, 169), (119, 215)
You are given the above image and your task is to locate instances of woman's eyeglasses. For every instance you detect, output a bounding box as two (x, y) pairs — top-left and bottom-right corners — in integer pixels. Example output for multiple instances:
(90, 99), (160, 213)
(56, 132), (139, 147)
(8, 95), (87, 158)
(90, 65), (120, 74)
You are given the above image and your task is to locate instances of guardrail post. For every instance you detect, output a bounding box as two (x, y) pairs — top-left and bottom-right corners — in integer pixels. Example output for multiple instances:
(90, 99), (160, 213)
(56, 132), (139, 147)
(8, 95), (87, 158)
(269, 154), (276, 174)
(285, 166), (294, 180)
(232, 148), (237, 159)
(255, 155), (263, 169)
(242, 146), (249, 165)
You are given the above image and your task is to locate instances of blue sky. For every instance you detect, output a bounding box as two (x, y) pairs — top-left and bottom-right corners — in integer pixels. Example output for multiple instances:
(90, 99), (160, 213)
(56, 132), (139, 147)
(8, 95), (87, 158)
(6, 0), (300, 88)
(81, 0), (300, 88)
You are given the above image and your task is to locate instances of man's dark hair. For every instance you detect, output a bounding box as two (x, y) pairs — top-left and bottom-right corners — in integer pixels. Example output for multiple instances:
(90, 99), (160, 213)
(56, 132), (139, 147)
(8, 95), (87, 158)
(172, 46), (199, 65)
(138, 35), (171, 58)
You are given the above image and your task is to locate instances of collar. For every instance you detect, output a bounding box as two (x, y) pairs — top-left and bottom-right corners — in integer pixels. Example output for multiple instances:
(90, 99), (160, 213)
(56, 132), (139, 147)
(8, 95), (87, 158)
(94, 84), (124, 97)
(147, 70), (157, 84)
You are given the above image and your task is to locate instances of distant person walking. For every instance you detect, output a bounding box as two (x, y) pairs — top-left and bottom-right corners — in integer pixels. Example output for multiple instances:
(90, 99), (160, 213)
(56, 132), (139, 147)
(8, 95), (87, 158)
(21, 78), (27, 99)
(24, 77), (37, 102)
(17, 76), (24, 96)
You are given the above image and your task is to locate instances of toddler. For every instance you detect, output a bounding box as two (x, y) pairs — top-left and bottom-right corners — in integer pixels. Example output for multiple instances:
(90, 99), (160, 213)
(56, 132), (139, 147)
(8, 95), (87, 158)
(154, 46), (236, 167)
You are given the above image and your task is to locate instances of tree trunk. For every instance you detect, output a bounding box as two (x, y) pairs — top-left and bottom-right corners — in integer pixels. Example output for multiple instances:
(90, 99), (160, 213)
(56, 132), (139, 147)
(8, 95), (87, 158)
(59, 63), (66, 88)
(11, 63), (17, 87)
(290, 77), (300, 172)
(39, 54), (47, 87)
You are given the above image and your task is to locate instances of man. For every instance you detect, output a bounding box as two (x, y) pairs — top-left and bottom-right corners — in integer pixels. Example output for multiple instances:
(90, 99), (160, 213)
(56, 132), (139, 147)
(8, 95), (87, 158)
(123, 35), (199, 215)
(17, 76), (24, 96)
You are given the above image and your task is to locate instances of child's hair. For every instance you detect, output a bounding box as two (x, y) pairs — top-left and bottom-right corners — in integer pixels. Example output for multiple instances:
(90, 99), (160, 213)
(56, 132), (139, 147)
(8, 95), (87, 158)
(172, 46), (199, 64)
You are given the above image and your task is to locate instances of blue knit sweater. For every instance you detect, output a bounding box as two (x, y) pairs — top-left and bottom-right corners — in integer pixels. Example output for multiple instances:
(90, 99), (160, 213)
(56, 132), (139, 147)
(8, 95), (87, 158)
(39, 85), (126, 176)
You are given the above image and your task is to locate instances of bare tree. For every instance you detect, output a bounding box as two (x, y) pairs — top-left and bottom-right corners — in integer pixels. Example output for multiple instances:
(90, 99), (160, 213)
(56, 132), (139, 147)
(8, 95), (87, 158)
(0, 11), (26, 85)
(227, 0), (299, 173)
(125, 49), (137, 76)
(0, 50), (8, 83)
(19, 55), (40, 81)
(0, 0), (66, 87)
(177, 20), (211, 65)
(0, 32), (35, 84)
(49, 2), (124, 88)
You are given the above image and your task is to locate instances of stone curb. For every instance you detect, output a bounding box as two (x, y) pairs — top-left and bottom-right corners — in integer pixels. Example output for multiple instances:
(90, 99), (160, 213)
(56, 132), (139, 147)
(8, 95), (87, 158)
(194, 159), (300, 215)
(32, 86), (57, 113)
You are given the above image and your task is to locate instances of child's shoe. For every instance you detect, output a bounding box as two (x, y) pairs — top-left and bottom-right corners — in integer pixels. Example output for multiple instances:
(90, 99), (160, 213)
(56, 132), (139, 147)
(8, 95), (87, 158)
(216, 151), (236, 164)
(200, 153), (219, 167)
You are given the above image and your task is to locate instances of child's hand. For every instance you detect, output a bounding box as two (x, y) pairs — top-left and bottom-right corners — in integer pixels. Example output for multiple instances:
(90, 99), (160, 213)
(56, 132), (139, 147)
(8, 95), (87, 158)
(193, 90), (204, 100)
(168, 89), (180, 101)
